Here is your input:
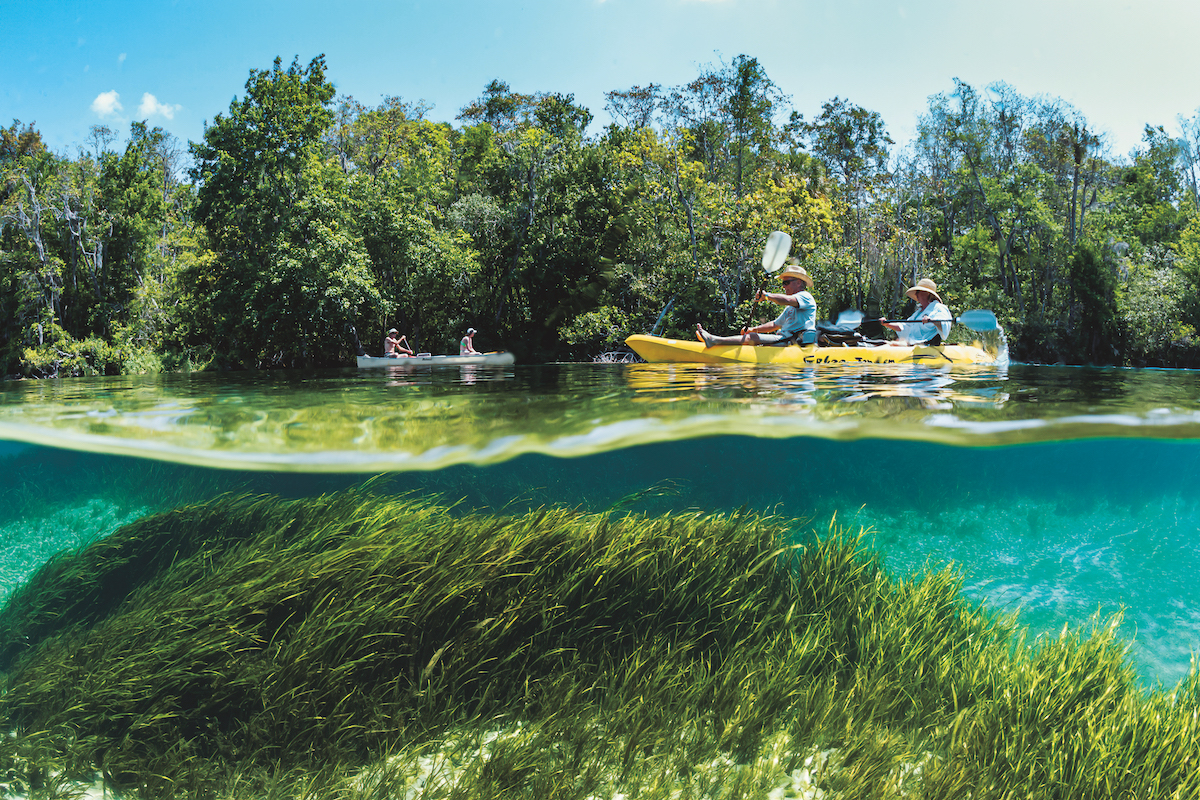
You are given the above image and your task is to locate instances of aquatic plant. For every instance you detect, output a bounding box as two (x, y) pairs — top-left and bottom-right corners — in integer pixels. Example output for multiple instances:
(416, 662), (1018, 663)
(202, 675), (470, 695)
(0, 490), (1197, 798)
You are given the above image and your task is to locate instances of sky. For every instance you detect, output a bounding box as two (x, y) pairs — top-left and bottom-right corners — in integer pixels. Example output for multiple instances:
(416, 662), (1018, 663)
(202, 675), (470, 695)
(6, 0), (1200, 164)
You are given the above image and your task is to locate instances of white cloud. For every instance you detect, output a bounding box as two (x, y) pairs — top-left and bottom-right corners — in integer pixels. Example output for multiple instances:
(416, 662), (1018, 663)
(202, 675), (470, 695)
(118, 52), (127, 64)
(138, 92), (182, 120)
(91, 90), (123, 117)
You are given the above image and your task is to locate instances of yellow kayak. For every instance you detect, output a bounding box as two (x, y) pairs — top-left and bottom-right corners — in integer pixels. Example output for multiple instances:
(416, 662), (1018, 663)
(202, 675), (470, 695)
(625, 334), (998, 367)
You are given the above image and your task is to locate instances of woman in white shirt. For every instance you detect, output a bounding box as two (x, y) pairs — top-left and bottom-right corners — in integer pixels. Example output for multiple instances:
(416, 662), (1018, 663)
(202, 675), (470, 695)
(882, 278), (952, 345)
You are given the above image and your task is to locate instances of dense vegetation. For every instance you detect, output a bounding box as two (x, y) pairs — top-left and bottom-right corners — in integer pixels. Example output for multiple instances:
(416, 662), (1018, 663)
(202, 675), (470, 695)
(5, 54), (1200, 376)
(1, 490), (1197, 799)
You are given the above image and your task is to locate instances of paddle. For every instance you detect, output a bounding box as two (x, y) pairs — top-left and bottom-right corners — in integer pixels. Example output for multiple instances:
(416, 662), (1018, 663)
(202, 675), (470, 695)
(741, 231), (792, 333)
(834, 308), (998, 332)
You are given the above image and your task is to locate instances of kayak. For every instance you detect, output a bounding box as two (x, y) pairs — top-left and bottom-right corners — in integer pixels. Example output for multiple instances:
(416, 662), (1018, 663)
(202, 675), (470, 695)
(625, 334), (997, 366)
(357, 352), (516, 368)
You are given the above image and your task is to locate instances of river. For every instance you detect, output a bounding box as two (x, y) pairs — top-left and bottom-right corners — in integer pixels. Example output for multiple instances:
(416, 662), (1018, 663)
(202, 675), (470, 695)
(1, 359), (1198, 688)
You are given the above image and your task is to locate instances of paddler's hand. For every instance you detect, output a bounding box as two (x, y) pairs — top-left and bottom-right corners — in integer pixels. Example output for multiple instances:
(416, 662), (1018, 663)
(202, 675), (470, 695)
(755, 289), (766, 302)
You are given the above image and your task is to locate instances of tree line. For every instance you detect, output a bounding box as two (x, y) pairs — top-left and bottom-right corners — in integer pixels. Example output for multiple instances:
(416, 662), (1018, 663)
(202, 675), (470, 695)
(4, 54), (1200, 377)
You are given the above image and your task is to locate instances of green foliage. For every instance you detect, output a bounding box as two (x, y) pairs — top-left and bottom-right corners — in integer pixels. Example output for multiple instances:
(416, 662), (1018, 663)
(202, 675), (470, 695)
(1068, 241), (1122, 364)
(0, 118), (191, 376)
(558, 305), (632, 355)
(1119, 261), (1199, 366)
(0, 120), (45, 167)
(19, 332), (122, 378)
(190, 55), (336, 247)
(1093, 127), (1188, 262)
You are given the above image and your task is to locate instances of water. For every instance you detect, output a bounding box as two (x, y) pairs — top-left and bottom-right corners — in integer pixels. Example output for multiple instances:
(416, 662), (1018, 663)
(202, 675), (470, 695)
(1, 361), (1199, 686)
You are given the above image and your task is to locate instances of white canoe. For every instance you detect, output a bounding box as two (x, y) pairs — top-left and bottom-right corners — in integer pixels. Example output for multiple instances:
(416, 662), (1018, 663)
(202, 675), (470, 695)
(356, 352), (516, 368)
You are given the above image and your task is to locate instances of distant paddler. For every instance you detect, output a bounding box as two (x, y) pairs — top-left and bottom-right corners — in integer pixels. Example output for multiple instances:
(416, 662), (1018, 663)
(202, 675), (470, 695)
(881, 279), (952, 346)
(696, 261), (818, 347)
(460, 327), (481, 355)
(383, 328), (413, 357)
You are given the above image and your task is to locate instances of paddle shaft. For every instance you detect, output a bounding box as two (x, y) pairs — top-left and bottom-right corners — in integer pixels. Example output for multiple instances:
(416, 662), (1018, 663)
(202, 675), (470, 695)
(836, 309), (997, 332)
(742, 231), (791, 333)
(741, 279), (774, 333)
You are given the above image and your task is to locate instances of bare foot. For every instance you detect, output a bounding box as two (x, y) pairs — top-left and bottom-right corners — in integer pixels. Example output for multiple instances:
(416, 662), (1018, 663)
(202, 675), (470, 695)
(695, 324), (716, 348)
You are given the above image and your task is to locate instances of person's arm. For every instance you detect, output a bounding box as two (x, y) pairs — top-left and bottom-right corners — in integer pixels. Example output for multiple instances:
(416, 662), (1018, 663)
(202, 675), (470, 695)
(880, 310), (920, 338)
(755, 288), (800, 308)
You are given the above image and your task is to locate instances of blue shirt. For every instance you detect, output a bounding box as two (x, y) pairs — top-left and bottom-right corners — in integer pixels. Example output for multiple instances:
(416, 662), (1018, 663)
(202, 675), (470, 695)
(771, 290), (817, 337)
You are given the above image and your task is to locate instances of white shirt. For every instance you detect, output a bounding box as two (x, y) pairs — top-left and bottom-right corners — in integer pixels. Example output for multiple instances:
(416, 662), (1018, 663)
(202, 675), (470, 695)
(899, 300), (951, 344)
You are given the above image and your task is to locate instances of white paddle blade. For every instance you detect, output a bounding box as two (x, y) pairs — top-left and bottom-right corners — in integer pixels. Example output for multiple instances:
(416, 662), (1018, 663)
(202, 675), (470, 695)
(958, 309), (998, 331)
(835, 309), (865, 328)
(761, 231), (791, 273)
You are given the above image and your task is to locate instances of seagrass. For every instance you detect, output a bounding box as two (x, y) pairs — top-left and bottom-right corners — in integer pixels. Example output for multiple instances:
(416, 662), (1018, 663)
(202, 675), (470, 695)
(0, 490), (1197, 799)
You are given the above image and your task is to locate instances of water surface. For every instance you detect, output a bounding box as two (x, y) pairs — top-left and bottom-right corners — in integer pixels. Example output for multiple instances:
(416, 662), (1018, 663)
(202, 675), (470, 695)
(1, 361), (1198, 685)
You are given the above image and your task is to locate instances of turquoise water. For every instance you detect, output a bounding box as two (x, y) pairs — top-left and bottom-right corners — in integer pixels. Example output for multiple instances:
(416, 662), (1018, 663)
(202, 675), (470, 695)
(1, 362), (1199, 685)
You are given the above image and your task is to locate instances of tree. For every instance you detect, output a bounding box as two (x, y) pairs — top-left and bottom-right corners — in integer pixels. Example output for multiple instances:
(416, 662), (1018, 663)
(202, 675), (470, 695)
(0, 121), (45, 169)
(800, 97), (893, 309)
(604, 84), (661, 130)
(186, 55), (382, 368)
(1068, 241), (1120, 363)
(1107, 126), (1185, 248)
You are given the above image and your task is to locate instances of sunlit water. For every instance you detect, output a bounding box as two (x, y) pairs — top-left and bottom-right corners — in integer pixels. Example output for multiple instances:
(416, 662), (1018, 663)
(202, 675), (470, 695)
(1, 361), (1199, 686)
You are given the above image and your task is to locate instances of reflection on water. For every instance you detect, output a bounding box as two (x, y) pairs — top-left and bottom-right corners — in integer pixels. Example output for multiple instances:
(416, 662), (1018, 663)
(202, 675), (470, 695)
(625, 362), (1009, 411)
(1, 362), (1197, 471)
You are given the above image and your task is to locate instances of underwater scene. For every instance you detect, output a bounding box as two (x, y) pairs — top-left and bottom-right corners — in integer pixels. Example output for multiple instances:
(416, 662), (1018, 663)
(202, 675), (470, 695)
(1, 360), (1199, 798)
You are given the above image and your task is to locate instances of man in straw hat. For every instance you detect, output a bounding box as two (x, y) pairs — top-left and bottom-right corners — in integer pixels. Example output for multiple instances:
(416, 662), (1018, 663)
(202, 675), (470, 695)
(696, 261), (818, 347)
(881, 278), (952, 346)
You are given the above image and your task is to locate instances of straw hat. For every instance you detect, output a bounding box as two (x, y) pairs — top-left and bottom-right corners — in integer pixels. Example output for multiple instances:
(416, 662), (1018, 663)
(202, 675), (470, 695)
(388, 328), (399, 335)
(904, 278), (942, 303)
(778, 263), (813, 289)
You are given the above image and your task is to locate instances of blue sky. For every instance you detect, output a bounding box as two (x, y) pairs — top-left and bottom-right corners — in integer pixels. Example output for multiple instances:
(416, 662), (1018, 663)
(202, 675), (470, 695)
(6, 0), (1200, 163)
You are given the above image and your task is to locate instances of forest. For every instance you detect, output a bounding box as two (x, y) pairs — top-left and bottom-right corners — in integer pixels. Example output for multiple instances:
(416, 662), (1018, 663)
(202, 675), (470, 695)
(4, 53), (1200, 376)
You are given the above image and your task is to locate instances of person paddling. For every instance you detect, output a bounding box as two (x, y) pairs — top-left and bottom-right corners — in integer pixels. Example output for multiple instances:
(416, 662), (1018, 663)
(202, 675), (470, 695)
(383, 328), (413, 357)
(881, 278), (952, 346)
(695, 262), (818, 347)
